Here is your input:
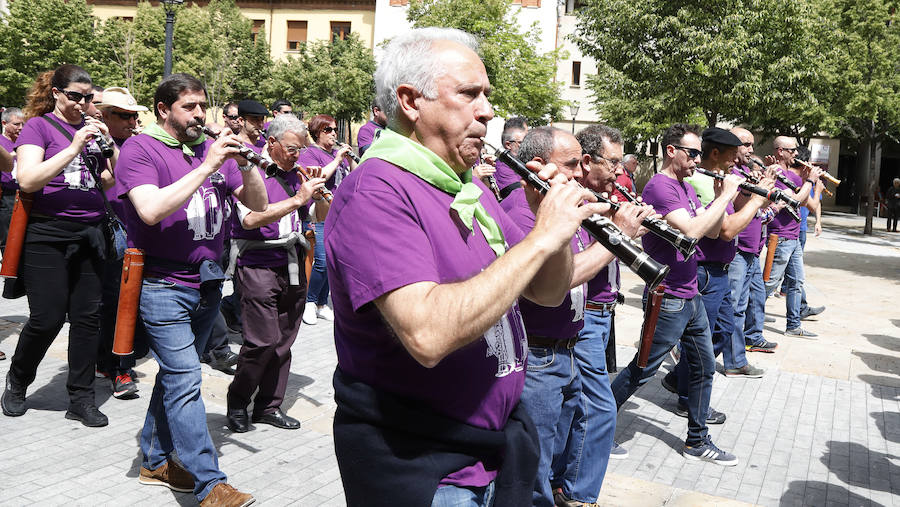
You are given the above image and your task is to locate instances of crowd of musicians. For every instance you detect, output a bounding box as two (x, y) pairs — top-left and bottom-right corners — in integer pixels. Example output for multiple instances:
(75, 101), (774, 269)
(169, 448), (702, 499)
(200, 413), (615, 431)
(0, 26), (850, 507)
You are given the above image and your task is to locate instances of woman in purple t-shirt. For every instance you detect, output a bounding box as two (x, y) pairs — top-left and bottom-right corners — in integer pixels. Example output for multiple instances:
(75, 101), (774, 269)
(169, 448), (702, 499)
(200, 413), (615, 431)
(1, 65), (115, 428)
(297, 114), (357, 325)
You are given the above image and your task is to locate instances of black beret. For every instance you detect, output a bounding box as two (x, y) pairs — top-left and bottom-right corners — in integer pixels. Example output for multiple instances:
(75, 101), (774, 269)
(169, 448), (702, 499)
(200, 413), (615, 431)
(237, 99), (268, 117)
(701, 127), (742, 147)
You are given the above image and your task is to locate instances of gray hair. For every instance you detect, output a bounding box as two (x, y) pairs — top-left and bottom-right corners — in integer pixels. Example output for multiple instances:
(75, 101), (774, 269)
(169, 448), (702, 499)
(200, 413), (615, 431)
(375, 27), (480, 124)
(501, 125), (526, 146)
(519, 126), (566, 163)
(2, 107), (23, 123)
(623, 154), (637, 164)
(575, 124), (623, 159)
(266, 112), (307, 141)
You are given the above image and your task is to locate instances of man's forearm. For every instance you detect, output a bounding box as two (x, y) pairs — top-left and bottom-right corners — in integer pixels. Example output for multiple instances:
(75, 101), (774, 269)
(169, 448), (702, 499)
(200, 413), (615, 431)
(571, 242), (615, 287)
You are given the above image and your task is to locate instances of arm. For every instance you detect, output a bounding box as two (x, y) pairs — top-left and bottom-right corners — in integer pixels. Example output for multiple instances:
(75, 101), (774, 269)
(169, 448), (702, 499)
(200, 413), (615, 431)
(570, 201), (652, 287)
(375, 178), (605, 368)
(665, 175), (741, 239)
(814, 181), (823, 236)
(721, 176), (774, 241)
(242, 175), (326, 229)
(0, 145), (11, 172)
(127, 133), (248, 225)
(16, 123), (99, 192)
(317, 145), (354, 181)
(231, 166), (269, 213)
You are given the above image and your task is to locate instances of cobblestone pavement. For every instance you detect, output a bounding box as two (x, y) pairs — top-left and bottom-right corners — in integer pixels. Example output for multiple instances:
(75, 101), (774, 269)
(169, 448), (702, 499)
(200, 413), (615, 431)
(0, 212), (898, 506)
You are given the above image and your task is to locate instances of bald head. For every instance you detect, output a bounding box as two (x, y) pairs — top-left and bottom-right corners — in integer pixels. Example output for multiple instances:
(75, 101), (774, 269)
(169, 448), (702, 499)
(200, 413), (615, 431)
(773, 136), (798, 165)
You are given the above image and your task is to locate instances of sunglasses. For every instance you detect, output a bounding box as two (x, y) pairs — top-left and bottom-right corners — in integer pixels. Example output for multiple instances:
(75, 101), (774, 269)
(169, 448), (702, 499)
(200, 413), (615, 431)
(672, 145), (702, 159)
(779, 147), (798, 153)
(111, 111), (140, 120)
(322, 126), (337, 134)
(59, 89), (94, 104)
(224, 114), (239, 121)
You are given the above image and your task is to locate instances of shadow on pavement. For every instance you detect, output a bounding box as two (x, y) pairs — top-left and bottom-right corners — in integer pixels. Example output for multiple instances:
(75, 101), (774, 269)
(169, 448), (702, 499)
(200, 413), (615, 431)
(804, 249), (900, 280)
(25, 365), (118, 412)
(872, 411), (900, 444)
(852, 350), (900, 378)
(819, 441), (897, 495)
(779, 479), (885, 506)
(865, 334), (900, 353)
(862, 380), (900, 400)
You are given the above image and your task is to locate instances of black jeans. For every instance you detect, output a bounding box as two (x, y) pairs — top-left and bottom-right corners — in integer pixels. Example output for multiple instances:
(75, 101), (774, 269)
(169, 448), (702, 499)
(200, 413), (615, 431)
(10, 240), (103, 404)
(0, 190), (16, 250)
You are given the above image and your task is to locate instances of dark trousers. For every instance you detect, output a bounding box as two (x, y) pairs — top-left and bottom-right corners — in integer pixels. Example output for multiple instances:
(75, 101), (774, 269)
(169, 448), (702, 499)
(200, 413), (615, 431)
(10, 240), (102, 404)
(887, 204), (900, 231)
(0, 190), (15, 250)
(227, 264), (305, 416)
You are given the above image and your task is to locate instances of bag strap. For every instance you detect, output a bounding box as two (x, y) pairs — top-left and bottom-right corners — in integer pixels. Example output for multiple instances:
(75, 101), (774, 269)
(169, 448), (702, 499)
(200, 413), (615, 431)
(265, 166), (297, 198)
(41, 115), (123, 227)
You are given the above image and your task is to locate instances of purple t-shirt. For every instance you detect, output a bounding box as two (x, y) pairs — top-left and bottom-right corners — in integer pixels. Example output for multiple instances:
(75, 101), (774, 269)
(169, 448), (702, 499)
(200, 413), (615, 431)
(732, 166), (765, 255)
(297, 144), (349, 191)
(0, 135), (17, 191)
(231, 165), (308, 267)
(356, 120), (381, 155)
(641, 173), (701, 298)
(493, 160), (520, 190)
(325, 157), (529, 488)
(696, 202), (737, 264)
(586, 262), (619, 303)
(499, 186), (533, 229)
(15, 113), (105, 222)
(767, 168), (803, 240)
(114, 134), (243, 288)
(513, 208), (590, 340)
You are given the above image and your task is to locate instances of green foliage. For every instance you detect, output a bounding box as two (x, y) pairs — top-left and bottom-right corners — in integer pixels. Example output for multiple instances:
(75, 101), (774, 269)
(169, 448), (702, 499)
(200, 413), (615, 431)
(0, 0), (101, 106)
(406, 0), (565, 124)
(263, 34), (375, 122)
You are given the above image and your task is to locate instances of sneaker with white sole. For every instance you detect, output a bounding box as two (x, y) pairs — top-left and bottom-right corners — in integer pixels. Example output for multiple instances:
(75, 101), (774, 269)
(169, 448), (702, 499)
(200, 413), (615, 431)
(609, 442), (628, 459)
(113, 372), (139, 399)
(682, 438), (738, 466)
(785, 327), (817, 338)
(724, 364), (765, 378)
(302, 302), (317, 325)
(316, 305), (334, 321)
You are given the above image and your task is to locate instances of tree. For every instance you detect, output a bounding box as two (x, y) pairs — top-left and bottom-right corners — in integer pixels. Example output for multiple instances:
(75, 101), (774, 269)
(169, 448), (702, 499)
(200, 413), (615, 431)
(406, 0), (565, 124)
(0, 0), (101, 107)
(263, 34), (375, 123)
(823, 0), (900, 234)
(574, 0), (833, 142)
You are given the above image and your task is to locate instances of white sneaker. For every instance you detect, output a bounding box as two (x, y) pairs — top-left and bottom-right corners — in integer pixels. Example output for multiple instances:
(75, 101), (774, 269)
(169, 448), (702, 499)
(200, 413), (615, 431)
(302, 302), (318, 325)
(316, 305), (334, 321)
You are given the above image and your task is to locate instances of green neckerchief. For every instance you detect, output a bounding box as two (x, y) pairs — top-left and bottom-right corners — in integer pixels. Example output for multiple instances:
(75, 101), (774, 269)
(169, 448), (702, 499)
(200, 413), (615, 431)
(360, 128), (507, 257)
(142, 123), (206, 156)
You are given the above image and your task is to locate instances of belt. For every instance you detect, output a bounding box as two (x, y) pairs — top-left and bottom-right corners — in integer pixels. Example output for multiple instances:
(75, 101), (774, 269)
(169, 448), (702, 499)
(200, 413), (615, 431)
(585, 301), (616, 312)
(527, 335), (579, 349)
(698, 261), (729, 272)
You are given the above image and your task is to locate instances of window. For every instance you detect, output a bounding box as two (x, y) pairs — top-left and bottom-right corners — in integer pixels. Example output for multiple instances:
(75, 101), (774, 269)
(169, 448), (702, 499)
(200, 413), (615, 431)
(119, 16), (134, 22)
(513, 0), (541, 6)
(251, 20), (264, 43)
(286, 20), (307, 51)
(564, 0), (583, 14)
(571, 61), (581, 87)
(331, 22), (351, 41)
(389, 0), (408, 5)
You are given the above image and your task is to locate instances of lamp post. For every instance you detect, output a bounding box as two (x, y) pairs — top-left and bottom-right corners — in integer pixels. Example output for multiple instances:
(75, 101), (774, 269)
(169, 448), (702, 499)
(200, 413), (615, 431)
(162, 0), (184, 78)
(569, 102), (580, 134)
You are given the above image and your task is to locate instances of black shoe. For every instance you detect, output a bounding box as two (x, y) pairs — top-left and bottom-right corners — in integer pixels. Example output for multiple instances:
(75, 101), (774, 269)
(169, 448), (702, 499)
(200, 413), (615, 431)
(227, 407), (250, 433)
(675, 404), (726, 425)
(207, 350), (238, 375)
(221, 309), (243, 334)
(1, 373), (27, 417)
(65, 402), (109, 427)
(661, 373), (678, 395)
(252, 408), (300, 430)
(800, 305), (825, 320)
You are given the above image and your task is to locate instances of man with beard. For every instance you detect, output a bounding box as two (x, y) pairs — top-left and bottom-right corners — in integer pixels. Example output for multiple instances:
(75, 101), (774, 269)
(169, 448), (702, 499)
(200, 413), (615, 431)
(114, 73), (267, 506)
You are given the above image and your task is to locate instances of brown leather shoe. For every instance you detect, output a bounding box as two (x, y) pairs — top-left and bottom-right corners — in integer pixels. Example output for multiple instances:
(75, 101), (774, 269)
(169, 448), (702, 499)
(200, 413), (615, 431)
(200, 483), (255, 507)
(139, 460), (194, 493)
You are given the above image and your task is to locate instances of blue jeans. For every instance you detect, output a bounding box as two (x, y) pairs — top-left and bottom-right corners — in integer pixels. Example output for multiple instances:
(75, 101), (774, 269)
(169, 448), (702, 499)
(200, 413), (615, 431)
(520, 344), (582, 507)
(611, 294), (714, 446)
(139, 279), (227, 501)
(555, 309), (616, 502)
(764, 238), (804, 329)
(729, 251), (766, 347)
(306, 221), (329, 305)
(431, 482), (495, 507)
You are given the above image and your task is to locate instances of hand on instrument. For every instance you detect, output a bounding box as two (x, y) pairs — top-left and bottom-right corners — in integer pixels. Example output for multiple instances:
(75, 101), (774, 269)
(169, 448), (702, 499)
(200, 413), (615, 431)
(532, 178), (608, 253)
(612, 201), (655, 239)
(336, 144), (353, 160)
(720, 173), (743, 199)
(297, 172), (327, 205)
(83, 115), (111, 141)
(480, 152), (497, 166)
(764, 155), (777, 166)
(72, 123), (102, 151)
(472, 163), (496, 181)
(205, 131), (244, 172)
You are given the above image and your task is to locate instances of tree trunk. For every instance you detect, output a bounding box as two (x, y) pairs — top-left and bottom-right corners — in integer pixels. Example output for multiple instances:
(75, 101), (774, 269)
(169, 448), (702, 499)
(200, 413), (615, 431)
(863, 131), (878, 235)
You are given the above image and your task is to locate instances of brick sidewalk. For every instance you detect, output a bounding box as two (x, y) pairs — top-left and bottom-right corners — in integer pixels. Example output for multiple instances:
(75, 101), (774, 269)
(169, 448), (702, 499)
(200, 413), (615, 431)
(0, 212), (898, 506)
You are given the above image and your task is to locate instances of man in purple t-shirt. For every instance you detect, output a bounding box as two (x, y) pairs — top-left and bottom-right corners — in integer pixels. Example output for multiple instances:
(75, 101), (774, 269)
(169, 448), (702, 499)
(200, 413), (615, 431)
(494, 117), (528, 198)
(764, 136), (823, 338)
(0, 107), (22, 252)
(325, 28), (605, 506)
(226, 113), (326, 434)
(115, 73), (267, 505)
(236, 99), (268, 150)
(610, 124), (742, 466)
(514, 126), (648, 506)
(355, 100), (386, 157)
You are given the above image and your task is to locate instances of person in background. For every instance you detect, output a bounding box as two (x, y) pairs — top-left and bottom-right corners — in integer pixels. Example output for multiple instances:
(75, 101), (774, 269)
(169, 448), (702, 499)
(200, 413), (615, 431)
(356, 100), (386, 157)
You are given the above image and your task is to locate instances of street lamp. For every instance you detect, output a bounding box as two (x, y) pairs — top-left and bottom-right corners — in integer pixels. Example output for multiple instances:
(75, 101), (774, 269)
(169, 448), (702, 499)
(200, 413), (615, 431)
(162, 0), (184, 78)
(569, 102), (580, 133)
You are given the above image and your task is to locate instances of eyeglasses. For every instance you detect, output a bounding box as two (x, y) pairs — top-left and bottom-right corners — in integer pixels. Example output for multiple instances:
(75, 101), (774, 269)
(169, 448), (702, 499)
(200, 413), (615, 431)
(59, 89), (94, 104)
(779, 147), (798, 153)
(671, 145), (702, 159)
(593, 154), (623, 167)
(322, 126), (337, 134)
(111, 111), (139, 120)
(224, 114), (239, 121)
(276, 139), (304, 155)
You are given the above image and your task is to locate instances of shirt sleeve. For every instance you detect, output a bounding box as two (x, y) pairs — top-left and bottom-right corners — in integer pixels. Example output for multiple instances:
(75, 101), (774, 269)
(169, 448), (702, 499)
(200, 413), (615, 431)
(115, 140), (160, 199)
(14, 117), (49, 151)
(643, 178), (683, 217)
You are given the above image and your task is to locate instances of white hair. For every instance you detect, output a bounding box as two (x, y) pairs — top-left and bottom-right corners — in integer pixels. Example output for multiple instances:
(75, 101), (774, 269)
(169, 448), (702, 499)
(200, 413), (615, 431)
(266, 112), (307, 141)
(375, 27), (480, 124)
(623, 154), (638, 164)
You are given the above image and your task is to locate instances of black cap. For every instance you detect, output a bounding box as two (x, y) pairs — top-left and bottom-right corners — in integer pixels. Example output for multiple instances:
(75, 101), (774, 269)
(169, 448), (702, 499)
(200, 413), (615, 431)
(237, 99), (268, 117)
(701, 127), (742, 147)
